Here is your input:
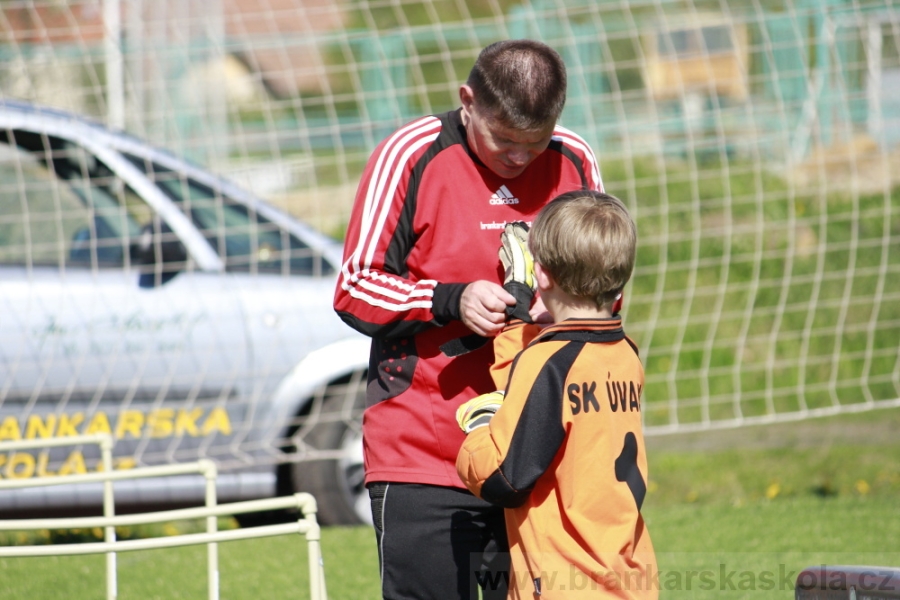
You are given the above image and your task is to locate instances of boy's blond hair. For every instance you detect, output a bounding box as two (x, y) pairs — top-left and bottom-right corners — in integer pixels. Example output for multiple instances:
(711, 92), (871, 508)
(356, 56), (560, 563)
(529, 190), (636, 309)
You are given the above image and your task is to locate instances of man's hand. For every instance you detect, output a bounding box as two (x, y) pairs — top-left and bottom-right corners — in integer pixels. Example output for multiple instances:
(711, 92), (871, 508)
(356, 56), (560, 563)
(460, 280), (515, 337)
(456, 391), (505, 433)
(499, 221), (536, 323)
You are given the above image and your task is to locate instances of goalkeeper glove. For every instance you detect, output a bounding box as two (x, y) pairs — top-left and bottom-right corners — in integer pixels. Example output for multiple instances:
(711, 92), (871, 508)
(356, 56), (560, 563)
(499, 221), (535, 323)
(456, 391), (505, 433)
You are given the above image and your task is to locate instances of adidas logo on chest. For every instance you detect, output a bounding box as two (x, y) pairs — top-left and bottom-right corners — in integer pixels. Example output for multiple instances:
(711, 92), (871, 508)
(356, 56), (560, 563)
(489, 185), (520, 205)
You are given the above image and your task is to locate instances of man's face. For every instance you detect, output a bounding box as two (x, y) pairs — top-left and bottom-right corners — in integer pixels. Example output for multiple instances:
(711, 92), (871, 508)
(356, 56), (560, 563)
(460, 85), (555, 180)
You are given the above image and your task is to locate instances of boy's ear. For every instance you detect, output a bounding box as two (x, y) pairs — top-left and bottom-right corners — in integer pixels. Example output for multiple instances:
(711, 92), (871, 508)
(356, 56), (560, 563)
(534, 262), (554, 292)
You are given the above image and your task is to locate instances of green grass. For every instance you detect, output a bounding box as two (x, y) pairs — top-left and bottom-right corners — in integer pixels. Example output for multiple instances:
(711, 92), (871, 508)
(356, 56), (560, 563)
(650, 497), (900, 598)
(642, 407), (900, 598)
(2, 409), (898, 599)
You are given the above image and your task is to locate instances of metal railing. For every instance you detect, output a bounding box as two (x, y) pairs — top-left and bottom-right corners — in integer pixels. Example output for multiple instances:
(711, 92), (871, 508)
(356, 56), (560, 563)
(0, 435), (327, 600)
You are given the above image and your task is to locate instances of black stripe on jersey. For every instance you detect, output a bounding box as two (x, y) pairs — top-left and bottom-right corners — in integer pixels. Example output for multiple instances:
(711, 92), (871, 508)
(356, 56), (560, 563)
(535, 324), (640, 358)
(383, 110), (465, 279)
(549, 140), (589, 189)
(480, 341), (583, 508)
(537, 328), (625, 345)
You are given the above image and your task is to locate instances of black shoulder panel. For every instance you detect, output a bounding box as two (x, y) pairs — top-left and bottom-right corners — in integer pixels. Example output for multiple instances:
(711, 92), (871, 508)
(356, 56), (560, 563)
(481, 342), (583, 506)
(383, 110), (464, 276)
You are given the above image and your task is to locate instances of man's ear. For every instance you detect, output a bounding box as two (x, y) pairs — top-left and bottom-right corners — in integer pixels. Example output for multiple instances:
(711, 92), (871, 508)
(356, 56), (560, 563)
(459, 84), (475, 113)
(534, 262), (554, 292)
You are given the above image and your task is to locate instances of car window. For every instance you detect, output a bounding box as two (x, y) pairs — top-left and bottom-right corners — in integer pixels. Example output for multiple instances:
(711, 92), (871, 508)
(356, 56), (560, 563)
(123, 153), (332, 277)
(0, 131), (152, 270)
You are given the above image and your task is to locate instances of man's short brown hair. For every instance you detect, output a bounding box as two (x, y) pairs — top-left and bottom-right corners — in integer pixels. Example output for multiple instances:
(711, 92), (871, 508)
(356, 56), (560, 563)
(529, 190), (637, 309)
(467, 39), (567, 130)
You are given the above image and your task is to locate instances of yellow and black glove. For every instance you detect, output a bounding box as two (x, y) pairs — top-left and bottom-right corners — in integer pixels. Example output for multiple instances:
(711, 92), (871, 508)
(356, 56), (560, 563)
(456, 391), (505, 433)
(499, 221), (535, 323)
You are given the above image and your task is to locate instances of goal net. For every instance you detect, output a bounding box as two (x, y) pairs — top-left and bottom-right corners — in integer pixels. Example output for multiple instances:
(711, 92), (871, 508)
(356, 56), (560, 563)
(0, 0), (898, 449)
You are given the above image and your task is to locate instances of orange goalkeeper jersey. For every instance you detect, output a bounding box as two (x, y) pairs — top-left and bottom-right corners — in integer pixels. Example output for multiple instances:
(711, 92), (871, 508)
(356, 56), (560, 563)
(457, 318), (657, 599)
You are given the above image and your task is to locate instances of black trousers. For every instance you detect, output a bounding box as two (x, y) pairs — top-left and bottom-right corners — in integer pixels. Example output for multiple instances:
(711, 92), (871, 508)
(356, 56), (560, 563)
(368, 482), (509, 600)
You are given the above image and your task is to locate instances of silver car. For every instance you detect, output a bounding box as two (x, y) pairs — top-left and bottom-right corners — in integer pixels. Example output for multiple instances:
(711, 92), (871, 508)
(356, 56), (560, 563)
(0, 100), (371, 525)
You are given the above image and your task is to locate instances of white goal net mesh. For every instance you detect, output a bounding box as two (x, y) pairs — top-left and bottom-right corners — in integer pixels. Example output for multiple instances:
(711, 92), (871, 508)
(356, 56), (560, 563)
(0, 0), (898, 476)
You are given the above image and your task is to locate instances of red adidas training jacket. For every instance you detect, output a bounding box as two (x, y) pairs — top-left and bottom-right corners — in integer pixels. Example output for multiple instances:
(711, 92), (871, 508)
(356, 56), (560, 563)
(334, 108), (603, 488)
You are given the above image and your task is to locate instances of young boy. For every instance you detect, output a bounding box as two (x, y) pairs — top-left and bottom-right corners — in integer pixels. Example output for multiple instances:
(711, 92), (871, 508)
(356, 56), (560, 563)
(455, 190), (658, 599)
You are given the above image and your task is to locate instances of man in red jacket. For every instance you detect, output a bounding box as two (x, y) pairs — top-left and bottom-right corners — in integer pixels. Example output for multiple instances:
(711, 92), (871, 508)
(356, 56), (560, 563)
(334, 39), (603, 600)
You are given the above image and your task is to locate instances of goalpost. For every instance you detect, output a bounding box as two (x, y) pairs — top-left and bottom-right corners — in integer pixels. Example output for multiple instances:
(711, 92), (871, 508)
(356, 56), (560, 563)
(0, 0), (897, 443)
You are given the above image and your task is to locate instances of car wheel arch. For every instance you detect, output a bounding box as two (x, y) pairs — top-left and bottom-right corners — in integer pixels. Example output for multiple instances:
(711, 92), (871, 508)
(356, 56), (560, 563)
(264, 336), (371, 525)
(265, 336), (370, 426)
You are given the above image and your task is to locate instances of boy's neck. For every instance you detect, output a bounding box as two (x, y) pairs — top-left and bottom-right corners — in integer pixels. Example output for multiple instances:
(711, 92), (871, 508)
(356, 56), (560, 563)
(545, 293), (613, 323)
